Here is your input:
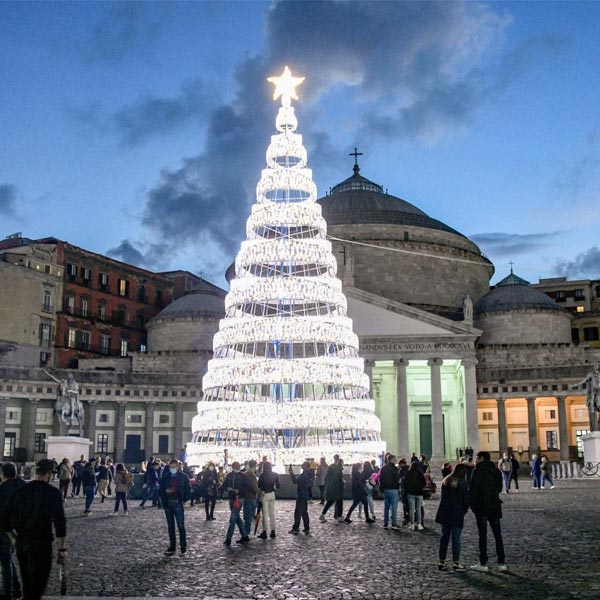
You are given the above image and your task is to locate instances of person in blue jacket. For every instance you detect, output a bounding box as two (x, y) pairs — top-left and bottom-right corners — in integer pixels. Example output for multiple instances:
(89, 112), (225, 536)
(159, 459), (191, 556)
(435, 463), (469, 572)
(530, 454), (542, 490)
(288, 462), (312, 534)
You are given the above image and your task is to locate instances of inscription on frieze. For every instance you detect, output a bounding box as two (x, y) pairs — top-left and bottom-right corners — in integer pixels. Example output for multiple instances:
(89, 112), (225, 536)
(361, 340), (473, 353)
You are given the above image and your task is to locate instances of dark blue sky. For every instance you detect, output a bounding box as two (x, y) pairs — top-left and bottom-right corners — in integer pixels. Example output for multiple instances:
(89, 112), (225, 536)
(1, 1), (599, 286)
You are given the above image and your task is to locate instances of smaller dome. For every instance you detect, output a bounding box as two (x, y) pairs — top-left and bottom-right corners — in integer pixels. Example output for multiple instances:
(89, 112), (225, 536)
(474, 271), (565, 315)
(149, 287), (225, 323)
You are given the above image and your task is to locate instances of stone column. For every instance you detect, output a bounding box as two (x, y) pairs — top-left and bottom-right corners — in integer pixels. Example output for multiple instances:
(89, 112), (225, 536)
(86, 401), (98, 450)
(497, 396), (508, 453)
(364, 359), (375, 399)
(114, 402), (126, 463)
(394, 358), (409, 458)
(461, 357), (479, 450)
(26, 399), (38, 461)
(428, 358), (445, 460)
(174, 402), (184, 458)
(145, 403), (155, 460)
(556, 395), (570, 462)
(0, 398), (6, 460)
(526, 396), (539, 458)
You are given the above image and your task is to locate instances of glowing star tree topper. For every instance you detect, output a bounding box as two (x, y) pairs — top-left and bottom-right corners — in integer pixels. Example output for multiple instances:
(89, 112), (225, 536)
(186, 67), (385, 468)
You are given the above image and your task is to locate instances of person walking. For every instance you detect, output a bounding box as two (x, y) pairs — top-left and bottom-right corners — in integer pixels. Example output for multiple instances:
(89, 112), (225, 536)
(140, 460), (162, 509)
(113, 464), (133, 515)
(540, 456), (555, 489)
(531, 454), (542, 489)
(223, 462), (248, 546)
(508, 454), (520, 492)
(288, 462), (312, 534)
(257, 461), (279, 539)
(81, 460), (97, 515)
(0, 462), (24, 600)
(379, 455), (400, 530)
(159, 458), (191, 555)
(242, 460), (259, 537)
(344, 463), (375, 523)
(57, 457), (73, 501)
(201, 462), (219, 520)
(71, 454), (85, 498)
(498, 453), (512, 493)
(96, 458), (110, 503)
(404, 461), (426, 530)
(315, 457), (327, 504)
(319, 455), (345, 523)
(0, 459), (67, 600)
(470, 451), (507, 572)
(435, 463), (470, 572)
(360, 461), (376, 520)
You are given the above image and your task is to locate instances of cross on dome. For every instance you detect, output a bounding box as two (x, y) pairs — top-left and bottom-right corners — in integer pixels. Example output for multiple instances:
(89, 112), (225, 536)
(268, 66), (305, 107)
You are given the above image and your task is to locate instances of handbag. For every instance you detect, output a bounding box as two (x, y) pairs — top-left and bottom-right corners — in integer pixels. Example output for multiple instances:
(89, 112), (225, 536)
(232, 496), (241, 510)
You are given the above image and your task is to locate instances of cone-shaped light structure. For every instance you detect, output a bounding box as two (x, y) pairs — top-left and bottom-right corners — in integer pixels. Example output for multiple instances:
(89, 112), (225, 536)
(187, 67), (385, 467)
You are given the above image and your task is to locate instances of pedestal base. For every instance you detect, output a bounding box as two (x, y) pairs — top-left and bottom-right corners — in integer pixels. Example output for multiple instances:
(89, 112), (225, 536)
(582, 431), (600, 464)
(45, 436), (92, 464)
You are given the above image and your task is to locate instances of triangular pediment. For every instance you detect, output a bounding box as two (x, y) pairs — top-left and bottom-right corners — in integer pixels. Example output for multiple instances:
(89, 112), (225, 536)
(345, 286), (481, 338)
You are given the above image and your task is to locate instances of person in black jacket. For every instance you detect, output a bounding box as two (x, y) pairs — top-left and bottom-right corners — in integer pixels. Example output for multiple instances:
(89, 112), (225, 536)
(0, 462), (24, 599)
(344, 463), (375, 523)
(288, 462), (312, 534)
(80, 461), (97, 515)
(223, 462), (248, 546)
(201, 462), (219, 521)
(435, 463), (469, 572)
(159, 459), (191, 555)
(404, 461), (426, 530)
(469, 451), (507, 572)
(379, 455), (400, 529)
(0, 459), (67, 600)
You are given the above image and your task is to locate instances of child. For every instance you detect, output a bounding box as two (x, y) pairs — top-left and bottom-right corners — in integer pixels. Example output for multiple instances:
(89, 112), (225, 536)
(435, 463), (469, 572)
(288, 462), (312, 534)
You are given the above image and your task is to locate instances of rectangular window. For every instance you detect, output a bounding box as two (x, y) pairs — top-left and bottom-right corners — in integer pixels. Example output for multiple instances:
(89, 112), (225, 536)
(97, 433), (109, 454)
(482, 411), (493, 421)
(572, 328), (581, 343)
(99, 335), (110, 355)
(4, 433), (16, 458)
(120, 339), (128, 356)
(159, 414), (170, 424)
(583, 326), (599, 341)
(39, 322), (52, 347)
(42, 288), (52, 312)
(158, 434), (169, 454)
(576, 429), (589, 458)
(39, 351), (51, 367)
(98, 303), (106, 320)
(156, 289), (163, 307)
(126, 414), (142, 424)
(99, 272), (109, 291)
(136, 313), (145, 329)
(34, 432), (47, 453)
(118, 279), (129, 297)
(546, 430), (558, 449)
(576, 305), (585, 313)
(544, 409), (556, 420)
(82, 267), (91, 284)
(67, 328), (76, 348)
(99, 413), (109, 423)
(67, 263), (77, 279)
(555, 290), (566, 301)
(137, 285), (146, 302)
(81, 298), (89, 317)
(79, 330), (91, 350)
(67, 296), (75, 315)
(575, 288), (585, 299)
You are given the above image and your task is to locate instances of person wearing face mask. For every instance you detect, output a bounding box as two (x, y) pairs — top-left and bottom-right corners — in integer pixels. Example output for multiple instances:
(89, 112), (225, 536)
(201, 462), (219, 521)
(223, 461), (249, 546)
(159, 459), (191, 556)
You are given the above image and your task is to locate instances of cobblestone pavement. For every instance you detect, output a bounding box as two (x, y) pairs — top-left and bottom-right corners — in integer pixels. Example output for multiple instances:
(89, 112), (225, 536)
(44, 478), (600, 600)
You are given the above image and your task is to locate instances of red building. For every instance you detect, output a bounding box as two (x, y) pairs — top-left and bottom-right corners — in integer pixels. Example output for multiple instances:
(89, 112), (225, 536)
(38, 238), (174, 368)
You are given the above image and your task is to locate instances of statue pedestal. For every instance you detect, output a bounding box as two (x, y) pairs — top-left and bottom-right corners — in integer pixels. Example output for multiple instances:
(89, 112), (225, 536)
(582, 431), (600, 464)
(45, 436), (92, 464)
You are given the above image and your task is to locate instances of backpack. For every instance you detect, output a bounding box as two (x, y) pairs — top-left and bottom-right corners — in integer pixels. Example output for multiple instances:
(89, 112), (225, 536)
(500, 459), (511, 472)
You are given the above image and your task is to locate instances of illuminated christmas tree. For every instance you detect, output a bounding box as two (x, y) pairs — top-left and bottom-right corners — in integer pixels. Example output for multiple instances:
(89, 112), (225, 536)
(188, 67), (385, 466)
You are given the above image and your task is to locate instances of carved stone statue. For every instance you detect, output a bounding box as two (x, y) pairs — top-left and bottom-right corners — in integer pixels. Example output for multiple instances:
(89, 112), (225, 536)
(44, 370), (85, 436)
(463, 295), (473, 323)
(573, 365), (600, 431)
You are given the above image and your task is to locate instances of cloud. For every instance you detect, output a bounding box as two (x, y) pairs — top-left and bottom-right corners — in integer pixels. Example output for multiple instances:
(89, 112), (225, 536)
(0, 184), (17, 217)
(470, 231), (560, 257)
(106, 239), (171, 271)
(554, 247), (600, 278)
(106, 240), (146, 266)
(86, 3), (168, 62)
(112, 79), (213, 146)
(554, 154), (600, 198)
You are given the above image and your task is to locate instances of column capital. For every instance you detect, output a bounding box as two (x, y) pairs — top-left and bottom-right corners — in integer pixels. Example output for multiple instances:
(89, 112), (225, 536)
(427, 358), (443, 367)
(28, 398), (39, 406)
(116, 400), (128, 410)
(555, 394), (567, 403)
(364, 358), (376, 368)
(393, 358), (409, 368)
(461, 356), (478, 368)
(526, 395), (537, 404)
(496, 396), (506, 406)
(87, 399), (101, 407)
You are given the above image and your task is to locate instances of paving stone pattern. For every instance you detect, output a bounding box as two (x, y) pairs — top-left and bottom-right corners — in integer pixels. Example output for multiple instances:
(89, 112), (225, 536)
(45, 479), (600, 600)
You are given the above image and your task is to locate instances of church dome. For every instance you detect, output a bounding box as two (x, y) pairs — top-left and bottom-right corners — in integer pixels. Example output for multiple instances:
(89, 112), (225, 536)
(318, 166), (464, 237)
(146, 286), (226, 353)
(474, 271), (571, 345)
(316, 163), (494, 320)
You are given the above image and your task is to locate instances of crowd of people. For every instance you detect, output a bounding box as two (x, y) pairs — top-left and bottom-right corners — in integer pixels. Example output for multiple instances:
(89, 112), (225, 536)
(0, 448), (563, 598)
